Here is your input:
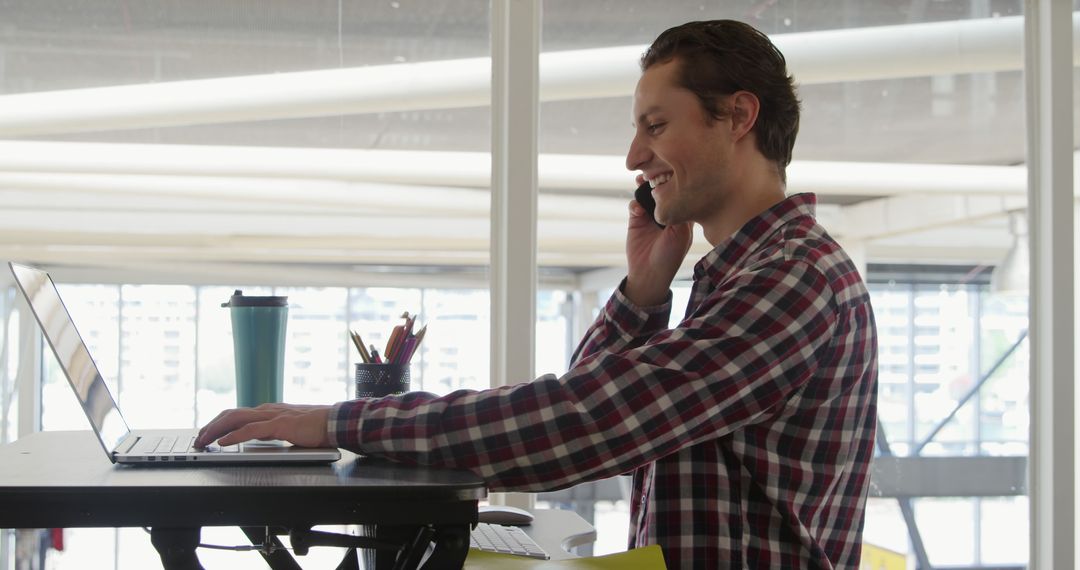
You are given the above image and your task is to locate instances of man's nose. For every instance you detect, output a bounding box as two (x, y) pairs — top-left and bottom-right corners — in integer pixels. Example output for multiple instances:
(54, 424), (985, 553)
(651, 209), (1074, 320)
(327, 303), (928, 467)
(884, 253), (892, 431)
(625, 133), (650, 172)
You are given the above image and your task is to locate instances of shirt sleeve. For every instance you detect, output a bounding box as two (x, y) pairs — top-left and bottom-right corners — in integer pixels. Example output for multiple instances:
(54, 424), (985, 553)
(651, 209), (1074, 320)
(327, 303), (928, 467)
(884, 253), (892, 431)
(569, 277), (673, 365)
(328, 259), (838, 492)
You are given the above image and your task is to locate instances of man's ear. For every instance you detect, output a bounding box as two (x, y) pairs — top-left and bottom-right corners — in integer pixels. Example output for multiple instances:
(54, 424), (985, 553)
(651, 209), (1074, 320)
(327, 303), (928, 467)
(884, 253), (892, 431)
(728, 91), (760, 143)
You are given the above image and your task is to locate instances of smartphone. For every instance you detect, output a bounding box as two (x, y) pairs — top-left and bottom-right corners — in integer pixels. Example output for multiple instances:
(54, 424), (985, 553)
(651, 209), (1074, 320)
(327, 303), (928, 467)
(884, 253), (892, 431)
(635, 181), (665, 229)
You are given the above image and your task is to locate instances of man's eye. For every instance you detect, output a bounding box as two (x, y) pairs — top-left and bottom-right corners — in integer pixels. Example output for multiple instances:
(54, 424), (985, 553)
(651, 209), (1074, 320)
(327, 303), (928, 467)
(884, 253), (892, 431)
(647, 123), (666, 134)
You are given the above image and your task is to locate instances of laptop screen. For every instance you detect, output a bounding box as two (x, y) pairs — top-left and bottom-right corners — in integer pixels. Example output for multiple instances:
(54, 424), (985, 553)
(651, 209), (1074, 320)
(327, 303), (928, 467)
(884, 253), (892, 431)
(9, 262), (130, 459)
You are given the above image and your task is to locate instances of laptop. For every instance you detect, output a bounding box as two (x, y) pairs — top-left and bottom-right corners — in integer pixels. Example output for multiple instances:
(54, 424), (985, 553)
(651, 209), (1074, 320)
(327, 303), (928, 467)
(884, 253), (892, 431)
(9, 261), (341, 465)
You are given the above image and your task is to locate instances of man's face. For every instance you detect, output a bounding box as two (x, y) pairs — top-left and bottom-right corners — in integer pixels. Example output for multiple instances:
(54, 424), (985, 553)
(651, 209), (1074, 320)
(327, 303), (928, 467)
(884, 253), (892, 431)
(625, 58), (732, 227)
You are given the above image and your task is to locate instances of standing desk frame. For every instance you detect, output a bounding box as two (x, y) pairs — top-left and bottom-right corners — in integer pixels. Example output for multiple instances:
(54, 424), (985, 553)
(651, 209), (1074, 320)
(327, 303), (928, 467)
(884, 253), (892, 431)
(0, 431), (487, 569)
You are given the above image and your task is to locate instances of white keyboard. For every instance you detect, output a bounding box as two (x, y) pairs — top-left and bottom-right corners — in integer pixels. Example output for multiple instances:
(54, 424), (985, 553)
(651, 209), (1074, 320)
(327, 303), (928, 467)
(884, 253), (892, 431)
(470, 523), (549, 559)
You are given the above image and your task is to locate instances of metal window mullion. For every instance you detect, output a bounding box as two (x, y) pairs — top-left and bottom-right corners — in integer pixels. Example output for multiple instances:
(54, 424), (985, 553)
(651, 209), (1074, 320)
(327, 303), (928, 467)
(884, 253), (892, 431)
(971, 286), (982, 450)
(907, 285), (917, 449)
(344, 287), (352, 401)
(418, 288), (426, 392)
(1, 287), (11, 445)
(1024, 2), (1076, 569)
(972, 285), (983, 569)
(116, 285), (124, 403)
(15, 291), (41, 437)
(193, 287), (200, 427)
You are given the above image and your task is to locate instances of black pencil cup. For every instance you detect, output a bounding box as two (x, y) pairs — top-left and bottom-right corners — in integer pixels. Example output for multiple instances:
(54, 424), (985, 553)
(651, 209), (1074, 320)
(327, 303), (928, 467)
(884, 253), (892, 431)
(355, 363), (410, 398)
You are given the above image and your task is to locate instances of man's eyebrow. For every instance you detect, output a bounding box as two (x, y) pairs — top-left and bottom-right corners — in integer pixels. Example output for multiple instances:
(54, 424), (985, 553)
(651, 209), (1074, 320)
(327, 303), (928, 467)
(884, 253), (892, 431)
(634, 105), (662, 128)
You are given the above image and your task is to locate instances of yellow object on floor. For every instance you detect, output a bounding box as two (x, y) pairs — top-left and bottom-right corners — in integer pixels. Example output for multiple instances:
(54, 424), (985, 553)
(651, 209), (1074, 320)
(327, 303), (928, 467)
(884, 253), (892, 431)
(464, 545), (666, 569)
(860, 544), (906, 570)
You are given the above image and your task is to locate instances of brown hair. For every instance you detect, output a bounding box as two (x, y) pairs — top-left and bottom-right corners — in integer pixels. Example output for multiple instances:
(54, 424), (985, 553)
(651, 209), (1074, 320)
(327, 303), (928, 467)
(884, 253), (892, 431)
(641, 20), (800, 183)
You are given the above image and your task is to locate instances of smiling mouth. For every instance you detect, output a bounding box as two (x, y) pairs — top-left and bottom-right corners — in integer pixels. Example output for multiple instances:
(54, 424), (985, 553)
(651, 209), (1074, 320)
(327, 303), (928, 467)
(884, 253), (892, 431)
(647, 173), (672, 188)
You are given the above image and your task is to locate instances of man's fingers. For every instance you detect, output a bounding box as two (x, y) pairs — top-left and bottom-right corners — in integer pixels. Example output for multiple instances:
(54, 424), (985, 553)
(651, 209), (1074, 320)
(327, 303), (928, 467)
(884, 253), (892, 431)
(196, 408), (274, 447)
(196, 404), (332, 448)
(216, 420), (278, 447)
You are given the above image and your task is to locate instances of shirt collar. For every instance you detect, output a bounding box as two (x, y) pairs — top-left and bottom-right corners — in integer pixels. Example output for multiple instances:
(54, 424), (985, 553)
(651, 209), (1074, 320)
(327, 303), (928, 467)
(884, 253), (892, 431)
(693, 193), (818, 282)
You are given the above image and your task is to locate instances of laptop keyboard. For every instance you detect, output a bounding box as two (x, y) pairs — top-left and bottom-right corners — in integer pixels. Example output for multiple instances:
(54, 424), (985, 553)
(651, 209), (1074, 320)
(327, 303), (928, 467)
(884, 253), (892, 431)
(470, 523), (549, 559)
(136, 436), (239, 455)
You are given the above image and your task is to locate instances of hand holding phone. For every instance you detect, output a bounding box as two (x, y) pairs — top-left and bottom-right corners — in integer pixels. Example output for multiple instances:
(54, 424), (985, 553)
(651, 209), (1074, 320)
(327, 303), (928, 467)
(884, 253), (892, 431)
(635, 181), (666, 229)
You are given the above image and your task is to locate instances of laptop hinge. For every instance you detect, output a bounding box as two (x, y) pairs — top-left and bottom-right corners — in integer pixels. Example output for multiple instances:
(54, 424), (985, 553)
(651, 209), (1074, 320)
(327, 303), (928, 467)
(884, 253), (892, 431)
(115, 434), (140, 455)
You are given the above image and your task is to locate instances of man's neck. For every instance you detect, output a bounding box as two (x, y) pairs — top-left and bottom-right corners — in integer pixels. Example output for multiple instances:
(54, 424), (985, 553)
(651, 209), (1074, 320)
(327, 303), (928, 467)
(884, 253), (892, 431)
(700, 166), (787, 247)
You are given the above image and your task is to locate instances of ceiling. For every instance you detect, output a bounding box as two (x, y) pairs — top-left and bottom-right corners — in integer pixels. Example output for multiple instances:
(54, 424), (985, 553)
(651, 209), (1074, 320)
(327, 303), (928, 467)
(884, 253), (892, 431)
(0, 0), (1075, 286)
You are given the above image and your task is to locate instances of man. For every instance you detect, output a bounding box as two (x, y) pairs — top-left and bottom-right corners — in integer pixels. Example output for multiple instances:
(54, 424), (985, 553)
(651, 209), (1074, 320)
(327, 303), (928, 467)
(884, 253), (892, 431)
(198, 20), (877, 568)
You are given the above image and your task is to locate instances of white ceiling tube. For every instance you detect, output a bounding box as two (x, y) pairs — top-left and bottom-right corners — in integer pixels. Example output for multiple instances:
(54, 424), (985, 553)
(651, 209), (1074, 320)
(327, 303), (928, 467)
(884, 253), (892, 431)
(0, 241), (629, 270)
(0, 56), (491, 137)
(0, 140), (1051, 199)
(0, 174), (629, 223)
(0, 206), (631, 255)
(0, 141), (495, 187)
(840, 194), (1027, 240)
(786, 160), (1031, 198)
(42, 261), (580, 290)
(0, 15), (1076, 136)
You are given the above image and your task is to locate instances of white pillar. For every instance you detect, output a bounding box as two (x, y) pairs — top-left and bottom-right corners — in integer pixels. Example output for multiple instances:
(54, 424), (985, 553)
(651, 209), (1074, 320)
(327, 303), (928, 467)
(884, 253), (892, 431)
(490, 0), (540, 510)
(1024, 2), (1075, 568)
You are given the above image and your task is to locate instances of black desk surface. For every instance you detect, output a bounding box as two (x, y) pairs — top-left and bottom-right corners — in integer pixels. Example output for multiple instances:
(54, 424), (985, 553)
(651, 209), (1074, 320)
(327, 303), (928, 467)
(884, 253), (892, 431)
(0, 430), (487, 530)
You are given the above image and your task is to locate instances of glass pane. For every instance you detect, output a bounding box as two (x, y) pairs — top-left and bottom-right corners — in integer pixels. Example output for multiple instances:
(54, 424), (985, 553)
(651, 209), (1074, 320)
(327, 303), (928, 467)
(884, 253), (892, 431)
(911, 284), (977, 455)
(119, 285), (197, 429)
(871, 283), (914, 451)
(277, 286), (348, 404)
(916, 498), (976, 566)
(980, 497), (1029, 564)
(47, 528), (115, 570)
(978, 294), (1029, 456)
(536, 290), (571, 378)
(421, 289), (489, 393)
(116, 528), (160, 570)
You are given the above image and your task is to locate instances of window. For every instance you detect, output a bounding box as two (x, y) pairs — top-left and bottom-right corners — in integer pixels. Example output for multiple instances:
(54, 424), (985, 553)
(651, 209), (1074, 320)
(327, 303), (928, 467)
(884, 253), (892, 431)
(865, 268), (1028, 567)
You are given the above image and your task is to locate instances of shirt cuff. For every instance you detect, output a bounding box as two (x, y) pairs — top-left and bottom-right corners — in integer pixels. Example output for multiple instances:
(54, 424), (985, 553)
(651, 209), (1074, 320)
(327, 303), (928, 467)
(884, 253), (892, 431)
(609, 277), (673, 334)
(327, 399), (367, 450)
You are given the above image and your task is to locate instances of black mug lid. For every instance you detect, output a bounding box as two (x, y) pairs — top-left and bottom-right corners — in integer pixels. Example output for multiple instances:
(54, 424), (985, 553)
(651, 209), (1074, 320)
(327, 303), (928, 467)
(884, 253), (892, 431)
(222, 289), (288, 308)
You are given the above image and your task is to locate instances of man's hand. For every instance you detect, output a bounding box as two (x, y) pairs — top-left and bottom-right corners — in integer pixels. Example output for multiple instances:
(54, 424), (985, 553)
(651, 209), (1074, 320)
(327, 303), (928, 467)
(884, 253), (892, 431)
(624, 174), (693, 307)
(195, 403), (334, 448)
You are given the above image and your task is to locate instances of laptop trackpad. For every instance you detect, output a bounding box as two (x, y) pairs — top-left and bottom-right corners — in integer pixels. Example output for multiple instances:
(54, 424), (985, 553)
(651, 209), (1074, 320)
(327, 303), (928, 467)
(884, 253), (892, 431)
(240, 440), (292, 451)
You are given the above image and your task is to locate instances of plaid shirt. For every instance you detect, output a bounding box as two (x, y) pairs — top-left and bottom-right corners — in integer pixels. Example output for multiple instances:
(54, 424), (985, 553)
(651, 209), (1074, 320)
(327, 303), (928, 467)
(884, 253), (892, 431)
(330, 193), (877, 569)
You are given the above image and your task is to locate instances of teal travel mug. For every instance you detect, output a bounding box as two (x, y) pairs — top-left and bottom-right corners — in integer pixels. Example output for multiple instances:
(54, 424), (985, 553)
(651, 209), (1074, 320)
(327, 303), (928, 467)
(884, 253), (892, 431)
(222, 290), (288, 408)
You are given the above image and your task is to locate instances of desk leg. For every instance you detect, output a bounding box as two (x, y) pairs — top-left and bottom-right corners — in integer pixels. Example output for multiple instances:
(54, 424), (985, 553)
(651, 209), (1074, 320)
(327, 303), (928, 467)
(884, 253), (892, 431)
(240, 527), (302, 570)
(419, 524), (469, 570)
(372, 525), (414, 570)
(149, 527), (204, 570)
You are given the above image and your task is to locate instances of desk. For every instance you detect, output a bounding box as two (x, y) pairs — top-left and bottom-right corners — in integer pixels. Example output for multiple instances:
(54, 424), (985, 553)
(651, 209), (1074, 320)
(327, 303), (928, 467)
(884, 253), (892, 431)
(0, 430), (487, 569)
